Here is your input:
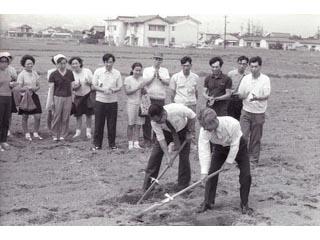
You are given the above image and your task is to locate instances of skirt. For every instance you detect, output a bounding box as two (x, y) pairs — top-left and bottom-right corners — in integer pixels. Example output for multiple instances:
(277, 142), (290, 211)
(18, 92), (42, 115)
(127, 102), (145, 125)
(73, 92), (94, 117)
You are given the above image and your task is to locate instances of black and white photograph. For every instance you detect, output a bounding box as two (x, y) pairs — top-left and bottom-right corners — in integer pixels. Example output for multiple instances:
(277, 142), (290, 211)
(0, 0), (319, 233)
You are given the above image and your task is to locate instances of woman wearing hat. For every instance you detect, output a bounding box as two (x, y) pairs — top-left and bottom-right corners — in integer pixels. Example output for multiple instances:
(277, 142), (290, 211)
(17, 54), (43, 141)
(48, 54), (75, 141)
(69, 56), (94, 139)
(0, 53), (16, 151)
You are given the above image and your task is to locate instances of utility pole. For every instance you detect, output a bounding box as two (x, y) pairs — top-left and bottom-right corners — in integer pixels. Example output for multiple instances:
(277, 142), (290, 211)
(224, 15), (227, 49)
(317, 26), (320, 39)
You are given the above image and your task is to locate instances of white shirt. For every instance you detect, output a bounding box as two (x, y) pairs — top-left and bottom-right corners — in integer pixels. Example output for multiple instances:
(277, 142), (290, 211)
(93, 67), (122, 103)
(198, 116), (243, 174)
(143, 66), (170, 100)
(170, 70), (198, 106)
(151, 103), (196, 141)
(124, 75), (143, 104)
(238, 73), (271, 114)
(72, 68), (93, 96)
(17, 69), (40, 89)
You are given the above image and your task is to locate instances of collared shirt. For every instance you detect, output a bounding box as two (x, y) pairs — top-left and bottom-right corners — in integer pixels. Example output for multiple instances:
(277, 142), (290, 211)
(228, 69), (248, 92)
(151, 103), (196, 141)
(170, 70), (199, 106)
(17, 69), (40, 89)
(0, 68), (12, 97)
(143, 66), (170, 100)
(204, 71), (232, 97)
(72, 68), (93, 96)
(49, 69), (75, 97)
(198, 116), (243, 174)
(238, 73), (271, 114)
(124, 75), (144, 104)
(93, 67), (122, 103)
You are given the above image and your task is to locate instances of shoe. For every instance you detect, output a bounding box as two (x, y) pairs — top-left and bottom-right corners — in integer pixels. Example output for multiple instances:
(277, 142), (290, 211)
(241, 203), (253, 215)
(33, 132), (43, 140)
(133, 141), (142, 149)
(91, 146), (101, 151)
(53, 137), (58, 141)
(59, 137), (64, 141)
(1, 142), (10, 150)
(128, 141), (133, 150)
(73, 129), (81, 138)
(196, 203), (212, 213)
(0, 145), (4, 152)
(86, 128), (92, 139)
(25, 133), (32, 141)
(111, 146), (118, 150)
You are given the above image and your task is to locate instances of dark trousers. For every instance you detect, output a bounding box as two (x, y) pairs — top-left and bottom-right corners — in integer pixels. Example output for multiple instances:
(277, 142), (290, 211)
(227, 99), (243, 121)
(93, 101), (118, 148)
(142, 98), (165, 142)
(207, 100), (228, 116)
(0, 96), (12, 143)
(240, 110), (265, 161)
(204, 137), (251, 206)
(143, 127), (191, 191)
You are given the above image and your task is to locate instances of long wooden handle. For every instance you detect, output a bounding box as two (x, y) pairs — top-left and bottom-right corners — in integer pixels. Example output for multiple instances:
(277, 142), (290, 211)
(136, 140), (188, 204)
(136, 168), (224, 217)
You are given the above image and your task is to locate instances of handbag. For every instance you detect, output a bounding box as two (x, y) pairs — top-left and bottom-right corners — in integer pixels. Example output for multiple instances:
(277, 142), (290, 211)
(139, 91), (151, 117)
(19, 90), (37, 111)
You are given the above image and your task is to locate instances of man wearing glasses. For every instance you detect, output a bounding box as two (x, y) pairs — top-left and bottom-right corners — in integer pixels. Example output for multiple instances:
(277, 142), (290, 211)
(227, 56), (249, 120)
(142, 52), (170, 147)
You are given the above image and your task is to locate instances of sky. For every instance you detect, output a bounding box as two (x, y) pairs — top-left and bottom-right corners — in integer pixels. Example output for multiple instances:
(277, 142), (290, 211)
(0, 0), (320, 37)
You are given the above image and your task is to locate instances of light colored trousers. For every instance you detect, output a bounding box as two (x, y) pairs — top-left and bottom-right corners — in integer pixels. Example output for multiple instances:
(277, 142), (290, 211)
(52, 96), (72, 138)
(240, 109), (265, 161)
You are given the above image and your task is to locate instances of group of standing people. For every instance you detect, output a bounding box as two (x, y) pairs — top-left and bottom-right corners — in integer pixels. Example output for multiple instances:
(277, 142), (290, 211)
(0, 50), (271, 214)
(140, 53), (270, 214)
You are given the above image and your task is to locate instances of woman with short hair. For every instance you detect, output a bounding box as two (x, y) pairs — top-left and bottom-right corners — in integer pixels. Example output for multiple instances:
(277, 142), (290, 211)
(17, 54), (42, 141)
(69, 56), (94, 139)
(48, 54), (75, 141)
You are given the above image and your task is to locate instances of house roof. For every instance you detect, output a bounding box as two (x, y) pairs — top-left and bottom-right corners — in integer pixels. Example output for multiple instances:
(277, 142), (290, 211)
(165, 16), (201, 24)
(241, 36), (263, 42)
(262, 38), (296, 43)
(265, 32), (291, 38)
(107, 15), (171, 24)
(299, 39), (320, 45)
(217, 34), (239, 41)
(91, 26), (105, 32)
(20, 24), (32, 29)
(127, 15), (171, 24)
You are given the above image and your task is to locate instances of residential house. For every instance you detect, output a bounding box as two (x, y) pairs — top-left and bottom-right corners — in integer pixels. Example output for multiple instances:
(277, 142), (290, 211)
(165, 16), (201, 46)
(198, 32), (220, 45)
(7, 24), (33, 37)
(214, 34), (239, 46)
(104, 15), (201, 47)
(89, 26), (105, 39)
(260, 32), (295, 50)
(298, 39), (320, 51)
(239, 36), (262, 48)
(39, 27), (72, 38)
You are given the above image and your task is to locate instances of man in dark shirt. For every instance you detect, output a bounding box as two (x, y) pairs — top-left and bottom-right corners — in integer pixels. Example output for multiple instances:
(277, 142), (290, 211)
(203, 57), (232, 116)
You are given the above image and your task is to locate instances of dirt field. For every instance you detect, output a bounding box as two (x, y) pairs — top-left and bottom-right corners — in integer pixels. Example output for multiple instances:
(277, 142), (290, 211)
(0, 38), (319, 225)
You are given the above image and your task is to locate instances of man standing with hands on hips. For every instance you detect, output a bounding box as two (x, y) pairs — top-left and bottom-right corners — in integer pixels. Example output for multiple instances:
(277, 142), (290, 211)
(197, 108), (252, 214)
(238, 56), (271, 163)
(142, 52), (170, 147)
